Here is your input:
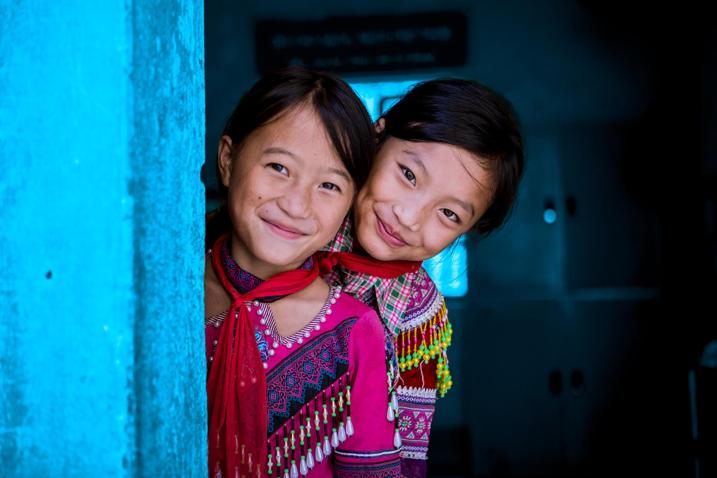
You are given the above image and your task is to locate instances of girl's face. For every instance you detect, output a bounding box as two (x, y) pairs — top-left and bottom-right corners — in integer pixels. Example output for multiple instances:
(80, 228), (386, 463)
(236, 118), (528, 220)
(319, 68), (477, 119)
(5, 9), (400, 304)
(219, 105), (355, 279)
(354, 137), (494, 262)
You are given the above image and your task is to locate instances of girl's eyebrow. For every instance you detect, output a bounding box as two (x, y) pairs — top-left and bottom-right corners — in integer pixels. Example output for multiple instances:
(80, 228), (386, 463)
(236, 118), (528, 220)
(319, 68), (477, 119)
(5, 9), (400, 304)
(264, 147), (351, 183)
(402, 149), (428, 175)
(263, 147), (297, 159)
(325, 167), (351, 183)
(451, 196), (475, 217)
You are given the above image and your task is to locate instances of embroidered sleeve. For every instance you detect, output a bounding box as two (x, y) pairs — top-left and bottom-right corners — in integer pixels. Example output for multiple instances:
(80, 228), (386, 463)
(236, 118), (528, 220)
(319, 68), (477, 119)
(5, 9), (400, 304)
(395, 384), (437, 472)
(394, 322), (443, 475)
(334, 310), (401, 477)
(394, 272), (453, 475)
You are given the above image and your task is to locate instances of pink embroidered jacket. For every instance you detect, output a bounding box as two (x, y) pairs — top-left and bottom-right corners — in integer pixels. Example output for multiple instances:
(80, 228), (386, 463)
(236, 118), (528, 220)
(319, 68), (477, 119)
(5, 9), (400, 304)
(206, 286), (401, 478)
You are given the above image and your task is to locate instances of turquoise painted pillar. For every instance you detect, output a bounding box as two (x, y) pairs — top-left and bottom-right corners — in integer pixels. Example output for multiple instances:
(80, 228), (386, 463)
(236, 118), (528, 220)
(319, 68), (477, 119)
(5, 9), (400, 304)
(0, 1), (206, 476)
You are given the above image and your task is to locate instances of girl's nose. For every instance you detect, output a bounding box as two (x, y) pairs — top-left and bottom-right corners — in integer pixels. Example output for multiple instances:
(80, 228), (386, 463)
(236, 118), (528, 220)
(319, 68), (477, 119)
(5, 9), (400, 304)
(278, 185), (312, 219)
(392, 201), (421, 232)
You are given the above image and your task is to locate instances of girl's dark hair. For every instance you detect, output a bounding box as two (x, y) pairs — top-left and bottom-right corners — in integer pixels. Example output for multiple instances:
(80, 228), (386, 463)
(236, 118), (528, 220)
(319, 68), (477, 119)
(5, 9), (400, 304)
(206, 66), (375, 249)
(380, 79), (524, 235)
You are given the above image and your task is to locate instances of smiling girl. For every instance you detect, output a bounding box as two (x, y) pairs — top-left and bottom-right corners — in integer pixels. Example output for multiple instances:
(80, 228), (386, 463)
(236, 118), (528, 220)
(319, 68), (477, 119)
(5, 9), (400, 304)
(326, 79), (524, 477)
(204, 67), (401, 478)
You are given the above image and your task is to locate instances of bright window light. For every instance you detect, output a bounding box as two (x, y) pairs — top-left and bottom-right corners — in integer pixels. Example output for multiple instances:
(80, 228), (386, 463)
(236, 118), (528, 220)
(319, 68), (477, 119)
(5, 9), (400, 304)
(423, 236), (468, 297)
(349, 79), (424, 120)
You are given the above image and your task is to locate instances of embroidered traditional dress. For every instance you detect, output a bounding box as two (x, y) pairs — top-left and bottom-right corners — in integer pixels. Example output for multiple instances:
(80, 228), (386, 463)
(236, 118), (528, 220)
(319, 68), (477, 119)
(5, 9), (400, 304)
(323, 218), (453, 478)
(206, 241), (401, 478)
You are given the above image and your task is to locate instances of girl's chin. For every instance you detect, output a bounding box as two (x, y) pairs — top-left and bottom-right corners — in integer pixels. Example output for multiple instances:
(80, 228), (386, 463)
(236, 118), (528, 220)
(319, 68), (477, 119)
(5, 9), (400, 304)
(364, 242), (409, 262)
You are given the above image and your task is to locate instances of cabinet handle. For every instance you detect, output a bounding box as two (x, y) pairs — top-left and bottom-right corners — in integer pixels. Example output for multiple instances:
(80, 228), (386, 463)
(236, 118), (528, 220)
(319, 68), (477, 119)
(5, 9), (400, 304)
(548, 369), (562, 396)
(566, 195), (577, 217)
(570, 369), (585, 397)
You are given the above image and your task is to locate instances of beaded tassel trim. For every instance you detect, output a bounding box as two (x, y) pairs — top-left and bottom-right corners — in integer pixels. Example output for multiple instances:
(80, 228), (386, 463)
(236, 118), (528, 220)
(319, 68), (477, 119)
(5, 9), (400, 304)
(265, 374), (355, 477)
(386, 360), (402, 450)
(396, 300), (453, 397)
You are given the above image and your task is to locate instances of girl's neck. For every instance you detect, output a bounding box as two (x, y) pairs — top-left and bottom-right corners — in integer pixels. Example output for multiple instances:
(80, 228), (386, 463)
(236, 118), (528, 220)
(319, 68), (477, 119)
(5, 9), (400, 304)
(269, 278), (330, 337)
(230, 236), (309, 280)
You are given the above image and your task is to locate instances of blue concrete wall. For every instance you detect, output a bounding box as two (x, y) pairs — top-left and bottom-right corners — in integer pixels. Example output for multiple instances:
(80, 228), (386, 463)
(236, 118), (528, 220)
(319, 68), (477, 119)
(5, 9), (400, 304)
(0, 1), (206, 476)
(130, 0), (207, 476)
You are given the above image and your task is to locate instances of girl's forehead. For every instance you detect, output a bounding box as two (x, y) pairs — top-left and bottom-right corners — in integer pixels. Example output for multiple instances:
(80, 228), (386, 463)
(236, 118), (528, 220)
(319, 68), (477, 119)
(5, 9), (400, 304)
(237, 107), (352, 176)
(245, 107), (330, 153)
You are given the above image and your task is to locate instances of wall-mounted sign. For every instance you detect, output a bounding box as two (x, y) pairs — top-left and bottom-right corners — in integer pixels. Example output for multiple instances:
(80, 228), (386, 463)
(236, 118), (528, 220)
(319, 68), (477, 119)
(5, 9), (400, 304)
(255, 12), (467, 74)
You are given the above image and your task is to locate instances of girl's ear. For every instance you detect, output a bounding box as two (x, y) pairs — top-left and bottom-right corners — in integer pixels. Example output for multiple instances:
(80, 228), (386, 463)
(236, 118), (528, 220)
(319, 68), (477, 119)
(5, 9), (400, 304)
(374, 117), (386, 135)
(217, 135), (235, 187)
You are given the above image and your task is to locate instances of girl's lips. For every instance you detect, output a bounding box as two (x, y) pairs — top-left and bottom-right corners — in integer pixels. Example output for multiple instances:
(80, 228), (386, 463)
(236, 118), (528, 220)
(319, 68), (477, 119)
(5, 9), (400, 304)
(262, 219), (305, 240)
(375, 215), (407, 247)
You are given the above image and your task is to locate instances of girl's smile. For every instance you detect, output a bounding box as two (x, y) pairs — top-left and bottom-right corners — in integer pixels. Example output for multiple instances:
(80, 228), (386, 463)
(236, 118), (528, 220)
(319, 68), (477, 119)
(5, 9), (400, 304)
(260, 216), (310, 240)
(374, 212), (409, 248)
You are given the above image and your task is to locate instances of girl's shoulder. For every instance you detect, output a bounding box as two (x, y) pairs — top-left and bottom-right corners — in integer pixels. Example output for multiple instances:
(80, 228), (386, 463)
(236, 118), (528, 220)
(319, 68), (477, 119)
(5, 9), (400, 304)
(401, 266), (445, 331)
(331, 287), (387, 340)
(332, 286), (381, 323)
(411, 266), (437, 290)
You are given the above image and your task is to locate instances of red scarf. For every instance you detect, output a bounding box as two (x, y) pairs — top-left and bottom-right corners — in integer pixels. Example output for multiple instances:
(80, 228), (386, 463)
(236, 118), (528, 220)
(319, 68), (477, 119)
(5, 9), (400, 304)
(207, 234), (326, 478)
(318, 251), (421, 278)
(207, 235), (419, 478)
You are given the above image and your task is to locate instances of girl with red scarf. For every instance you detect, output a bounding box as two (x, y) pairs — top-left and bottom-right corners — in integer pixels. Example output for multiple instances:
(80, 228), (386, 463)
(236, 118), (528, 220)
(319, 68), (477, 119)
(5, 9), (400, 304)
(323, 79), (525, 477)
(204, 67), (405, 478)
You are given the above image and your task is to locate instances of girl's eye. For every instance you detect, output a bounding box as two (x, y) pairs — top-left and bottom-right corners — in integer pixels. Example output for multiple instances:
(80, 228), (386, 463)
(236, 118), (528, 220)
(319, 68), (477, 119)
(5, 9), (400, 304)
(320, 182), (341, 192)
(441, 208), (460, 223)
(400, 165), (416, 185)
(268, 162), (288, 175)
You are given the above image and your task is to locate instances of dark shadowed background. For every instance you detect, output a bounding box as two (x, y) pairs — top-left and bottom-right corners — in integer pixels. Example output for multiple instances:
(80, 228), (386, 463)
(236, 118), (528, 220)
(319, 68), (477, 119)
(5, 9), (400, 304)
(203, 2), (717, 477)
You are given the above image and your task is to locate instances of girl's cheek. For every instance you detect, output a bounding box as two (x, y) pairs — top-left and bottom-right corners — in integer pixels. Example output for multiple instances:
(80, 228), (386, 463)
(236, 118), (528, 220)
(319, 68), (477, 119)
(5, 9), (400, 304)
(426, 223), (449, 251)
(376, 177), (398, 199)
